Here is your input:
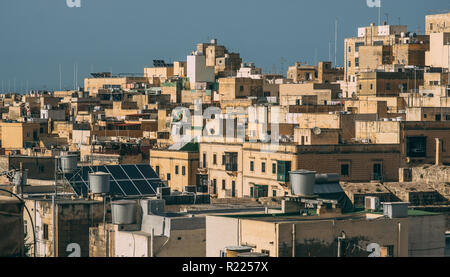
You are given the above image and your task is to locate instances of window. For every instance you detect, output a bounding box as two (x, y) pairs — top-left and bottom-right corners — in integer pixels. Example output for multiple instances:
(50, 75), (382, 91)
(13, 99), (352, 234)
(24, 220), (28, 236)
(239, 86), (244, 92)
(359, 84), (362, 90)
(224, 152), (238, 171)
(355, 42), (364, 52)
(156, 166), (160, 176)
(430, 23), (433, 31)
(182, 166), (186, 176)
(232, 181), (236, 197)
(386, 83), (391, 90)
(374, 41), (384, 46)
(355, 58), (359, 67)
(261, 162), (266, 173)
(250, 161), (254, 172)
(402, 83), (408, 92)
(167, 173), (171, 180)
(213, 154), (217, 165)
(39, 165), (45, 173)
(348, 61), (352, 68)
(202, 153), (206, 168)
(277, 161), (291, 182)
(348, 46), (352, 53)
(407, 136), (427, 158)
(222, 155), (225, 165)
(436, 114), (441, 121)
(341, 164), (350, 177)
(370, 84), (373, 90)
(212, 179), (217, 194)
(373, 163), (383, 181)
(43, 224), (49, 240)
(175, 165), (179, 175)
(222, 180), (226, 190)
(273, 190), (277, 197)
(272, 163), (276, 174)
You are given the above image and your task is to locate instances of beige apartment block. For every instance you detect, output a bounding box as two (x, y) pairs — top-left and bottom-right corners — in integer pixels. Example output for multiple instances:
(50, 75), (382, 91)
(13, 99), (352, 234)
(426, 13), (450, 35)
(345, 23), (407, 82)
(355, 120), (401, 144)
(425, 32), (450, 69)
(287, 63), (317, 83)
(218, 77), (264, 101)
(401, 121), (450, 166)
(0, 122), (41, 150)
(294, 113), (376, 143)
(297, 144), (401, 182)
(294, 128), (340, 145)
(206, 213), (412, 257)
(242, 143), (298, 198)
(174, 61), (187, 77)
(149, 147), (199, 192)
(279, 83), (341, 105)
(357, 71), (423, 97)
(359, 96), (406, 113)
(406, 107), (450, 121)
(144, 66), (174, 82)
(200, 141), (243, 198)
(345, 99), (388, 118)
(104, 101), (140, 118)
(84, 76), (149, 96)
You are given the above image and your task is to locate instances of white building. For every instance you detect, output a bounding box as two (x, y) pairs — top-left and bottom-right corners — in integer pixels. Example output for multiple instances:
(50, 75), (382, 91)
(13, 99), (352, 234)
(236, 63), (262, 79)
(187, 52), (215, 85)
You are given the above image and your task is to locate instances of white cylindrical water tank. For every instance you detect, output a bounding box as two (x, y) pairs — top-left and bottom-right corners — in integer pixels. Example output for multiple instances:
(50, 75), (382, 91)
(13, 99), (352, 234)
(89, 172), (110, 194)
(111, 200), (137, 225)
(289, 170), (316, 196)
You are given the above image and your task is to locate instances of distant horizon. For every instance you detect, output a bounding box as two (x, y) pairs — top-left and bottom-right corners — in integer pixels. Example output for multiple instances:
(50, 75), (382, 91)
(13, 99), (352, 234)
(0, 0), (448, 91)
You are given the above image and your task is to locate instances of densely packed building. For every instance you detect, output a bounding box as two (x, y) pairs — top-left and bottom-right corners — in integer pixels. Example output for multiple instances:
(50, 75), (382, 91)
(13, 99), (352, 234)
(1, 13), (450, 257)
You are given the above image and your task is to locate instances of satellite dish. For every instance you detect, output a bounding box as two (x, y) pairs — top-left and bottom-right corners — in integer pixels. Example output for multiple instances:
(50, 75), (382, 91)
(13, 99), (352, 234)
(312, 127), (322, 135)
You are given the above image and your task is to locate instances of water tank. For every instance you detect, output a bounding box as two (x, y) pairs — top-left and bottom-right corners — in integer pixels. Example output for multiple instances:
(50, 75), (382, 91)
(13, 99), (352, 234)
(225, 246), (253, 257)
(315, 173), (340, 184)
(382, 202), (409, 219)
(89, 172), (110, 194)
(111, 200), (138, 225)
(289, 170), (316, 196)
(59, 155), (78, 173)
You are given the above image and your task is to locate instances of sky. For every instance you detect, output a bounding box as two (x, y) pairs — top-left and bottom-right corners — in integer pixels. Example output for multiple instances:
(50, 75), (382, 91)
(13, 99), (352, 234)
(0, 0), (448, 91)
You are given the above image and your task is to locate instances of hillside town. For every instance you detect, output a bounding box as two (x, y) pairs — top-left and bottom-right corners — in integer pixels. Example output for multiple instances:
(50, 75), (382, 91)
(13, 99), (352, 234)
(1, 12), (450, 258)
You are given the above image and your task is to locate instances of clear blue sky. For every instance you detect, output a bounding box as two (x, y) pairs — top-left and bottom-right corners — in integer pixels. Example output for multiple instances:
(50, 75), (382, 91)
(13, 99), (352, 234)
(0, 0), (448, 91)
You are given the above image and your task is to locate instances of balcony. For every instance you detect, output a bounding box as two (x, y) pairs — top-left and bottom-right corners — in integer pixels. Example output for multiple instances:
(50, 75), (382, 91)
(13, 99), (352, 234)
(224, 152), (238, 172)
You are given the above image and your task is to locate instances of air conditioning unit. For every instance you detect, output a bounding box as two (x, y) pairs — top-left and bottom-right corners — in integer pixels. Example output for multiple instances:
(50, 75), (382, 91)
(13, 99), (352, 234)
(157, 186), (171, 196)
(365, 196), (380, 211)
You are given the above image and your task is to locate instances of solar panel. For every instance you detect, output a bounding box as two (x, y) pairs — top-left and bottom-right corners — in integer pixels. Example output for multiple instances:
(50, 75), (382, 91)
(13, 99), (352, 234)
(63, 164), (166, 197)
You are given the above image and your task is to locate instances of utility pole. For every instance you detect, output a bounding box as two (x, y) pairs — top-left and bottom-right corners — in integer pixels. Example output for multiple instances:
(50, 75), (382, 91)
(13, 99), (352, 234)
(337, 231), (346, 257)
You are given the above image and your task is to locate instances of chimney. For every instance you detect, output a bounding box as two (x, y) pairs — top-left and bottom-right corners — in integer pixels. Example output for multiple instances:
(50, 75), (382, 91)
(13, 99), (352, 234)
(435, 138), (443, 166)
